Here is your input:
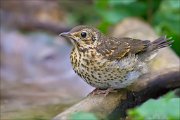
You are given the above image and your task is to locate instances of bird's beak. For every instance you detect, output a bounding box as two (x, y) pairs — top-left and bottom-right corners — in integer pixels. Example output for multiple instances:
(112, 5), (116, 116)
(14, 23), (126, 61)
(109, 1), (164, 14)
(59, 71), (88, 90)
(59, 32), (78, 44)
(59, 32), (71, 38)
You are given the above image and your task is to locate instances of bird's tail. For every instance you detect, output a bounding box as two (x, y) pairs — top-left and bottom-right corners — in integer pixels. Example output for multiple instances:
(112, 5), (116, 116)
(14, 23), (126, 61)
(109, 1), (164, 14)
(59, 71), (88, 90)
(149, 36), (173, 51)
(140, 36), (173, 62)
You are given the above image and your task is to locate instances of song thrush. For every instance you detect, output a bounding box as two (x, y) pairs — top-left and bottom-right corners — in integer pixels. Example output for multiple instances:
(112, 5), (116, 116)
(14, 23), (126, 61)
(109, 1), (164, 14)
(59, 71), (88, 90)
(60, 25), (173, 95)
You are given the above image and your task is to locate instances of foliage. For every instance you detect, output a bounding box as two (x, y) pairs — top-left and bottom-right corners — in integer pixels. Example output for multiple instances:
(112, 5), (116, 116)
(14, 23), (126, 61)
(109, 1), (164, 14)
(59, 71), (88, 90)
(128, 92), (180, 120)
(153, 0), (180, 56)
(69, 112), (98, 120)
(94, 0), (148, 33)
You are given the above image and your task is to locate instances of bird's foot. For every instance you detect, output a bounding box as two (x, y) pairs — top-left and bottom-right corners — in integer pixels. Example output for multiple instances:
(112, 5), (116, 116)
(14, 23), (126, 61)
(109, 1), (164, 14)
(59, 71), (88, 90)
(90, 88), (116, 96)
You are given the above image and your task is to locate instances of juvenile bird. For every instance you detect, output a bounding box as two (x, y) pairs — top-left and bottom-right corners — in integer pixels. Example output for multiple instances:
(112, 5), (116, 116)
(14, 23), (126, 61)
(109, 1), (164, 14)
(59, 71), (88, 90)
(60, 25), (173, 95)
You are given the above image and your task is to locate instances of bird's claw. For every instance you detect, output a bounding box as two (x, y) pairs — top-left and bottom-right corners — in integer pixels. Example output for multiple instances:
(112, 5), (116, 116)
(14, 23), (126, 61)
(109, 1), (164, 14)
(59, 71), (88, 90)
(90, 88), (116, 97)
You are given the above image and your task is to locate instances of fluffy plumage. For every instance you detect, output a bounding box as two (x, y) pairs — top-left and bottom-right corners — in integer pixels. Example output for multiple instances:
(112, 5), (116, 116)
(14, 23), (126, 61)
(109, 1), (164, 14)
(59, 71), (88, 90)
(60, 25), (173, 89)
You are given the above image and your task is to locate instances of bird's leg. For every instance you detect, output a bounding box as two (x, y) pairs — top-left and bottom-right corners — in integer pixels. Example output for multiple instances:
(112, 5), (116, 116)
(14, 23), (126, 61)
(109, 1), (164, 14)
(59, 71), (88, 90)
(90, 88), (116, 96)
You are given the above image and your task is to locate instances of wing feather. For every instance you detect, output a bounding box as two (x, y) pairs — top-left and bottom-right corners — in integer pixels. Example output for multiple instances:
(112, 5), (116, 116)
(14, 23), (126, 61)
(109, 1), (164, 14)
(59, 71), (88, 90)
(96, 37), (150, 60)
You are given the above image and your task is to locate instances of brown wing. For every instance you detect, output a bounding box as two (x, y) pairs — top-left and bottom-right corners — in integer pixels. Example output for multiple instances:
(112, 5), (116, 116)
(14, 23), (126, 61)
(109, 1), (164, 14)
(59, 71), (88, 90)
(96, 37), (150, 60)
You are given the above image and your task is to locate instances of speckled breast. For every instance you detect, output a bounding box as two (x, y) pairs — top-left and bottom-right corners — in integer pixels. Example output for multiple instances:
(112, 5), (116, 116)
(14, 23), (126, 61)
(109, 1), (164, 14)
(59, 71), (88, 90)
(70, 47), (144, 89)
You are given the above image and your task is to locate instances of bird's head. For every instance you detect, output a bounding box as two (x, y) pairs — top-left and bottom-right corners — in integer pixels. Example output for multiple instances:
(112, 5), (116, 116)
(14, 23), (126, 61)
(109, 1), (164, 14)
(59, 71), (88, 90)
(60, 25), (102, 51)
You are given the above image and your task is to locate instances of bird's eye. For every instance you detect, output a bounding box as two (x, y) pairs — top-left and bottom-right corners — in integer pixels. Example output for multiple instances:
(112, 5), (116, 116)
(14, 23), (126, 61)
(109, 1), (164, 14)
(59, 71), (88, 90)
(81, 31), (87, 38)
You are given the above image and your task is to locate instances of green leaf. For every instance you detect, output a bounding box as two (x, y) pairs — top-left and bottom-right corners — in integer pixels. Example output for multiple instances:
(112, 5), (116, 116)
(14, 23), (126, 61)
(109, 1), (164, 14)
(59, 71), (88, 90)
(94, 0), (109, 9)
(97, 21), (112, 33)
(153, 0), (180, 56)
(108, 0), (137, 6)
(98, 10), (128, 23)
(128, 92), (180, 120)
(69, 112), (98, 120)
